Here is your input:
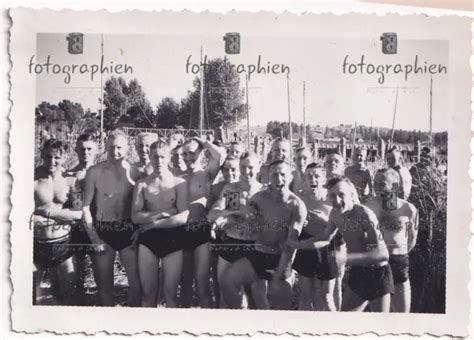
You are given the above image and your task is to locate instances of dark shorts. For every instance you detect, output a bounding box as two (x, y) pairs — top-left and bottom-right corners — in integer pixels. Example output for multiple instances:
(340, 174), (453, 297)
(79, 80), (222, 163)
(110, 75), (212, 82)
(348, 264), (394, 302)
(70, 222), (93, 254)
(95, 220), (137, 251)
(139, 226), (185, 259)
(34, 233), (73, 269)
(183, 221), (212, 252)
(389, 254), (410, 285)
(247, 251), (285, 281)
(292, 231), (335, 280)
(211, 235), (255, 264)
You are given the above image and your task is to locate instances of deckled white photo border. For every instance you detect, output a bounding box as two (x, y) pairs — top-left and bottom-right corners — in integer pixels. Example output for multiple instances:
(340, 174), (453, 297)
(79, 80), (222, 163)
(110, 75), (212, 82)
(7, 8), (472, 337)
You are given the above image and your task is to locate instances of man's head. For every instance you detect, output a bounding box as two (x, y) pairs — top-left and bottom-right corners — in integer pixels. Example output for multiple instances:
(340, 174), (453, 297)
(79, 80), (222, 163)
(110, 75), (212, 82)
(182, 138), (204, 170)
(270, 138), (291, 162)
(374, 168), (400, 197)
(149, 140), (171, 174)
(135, 133), (158, 163)
(386, 146), (401, 168)
(171, 144), (186, 172)
(324, 152), (345, 178)
(269, 159), (293, 193)
(41, 139), (69, 174)
(420, 147), (433, 166)
(239, 152), (261, 183)
(305, 163), (326, 193)
(75, 133), (97, 165)
(326, 176), (358, 213)
(228, 142), (243, 159)
(106, 130), (129, 162)
(352, 147), (367, 165)
(221, 157), (240, 183)
(295, 147), (312, 172)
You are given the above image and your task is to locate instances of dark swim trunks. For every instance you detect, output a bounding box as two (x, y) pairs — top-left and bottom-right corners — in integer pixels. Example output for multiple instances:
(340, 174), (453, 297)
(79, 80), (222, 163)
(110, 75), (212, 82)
(211, 235), (255, 263)
(292, 230), (335, 280)
(348, 264), (394, 301)
(389, 254), (410, 285)
(34, 233), (73, 269)
(183, 221), (212, 252)
(70, 222), (93, 254)
(247, 251), (291, 281)
(94, 220), (137, 251)
(139, 226), (185, 258)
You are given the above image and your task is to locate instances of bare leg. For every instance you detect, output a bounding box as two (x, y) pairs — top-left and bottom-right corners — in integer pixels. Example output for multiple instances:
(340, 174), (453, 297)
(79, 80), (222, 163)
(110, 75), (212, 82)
(33, 268), (45, 305)
(119, 246), (142, 307)
(297, 275), (313, 310)
(193, 242), (211, 308)
(73, 254), (88, 305)
(54, 257), (78, 305)
(392, 281), (410, 313)
(161, 250), (183, 308)
(156, 262), (165, 306)
(210, 252), (220, 308)
(92, 245), (115, 306)
(221, 257), (259, 309)
(250, 280), (269, 310)
(319, 279), (336, 312)
(268, 278), (293, 310)
(180, 250), (194, 307)
(138, 245), (159, 307)
(334, 274), (343, 311)
(217, 256), (231, 308)
(369, 293), (391, 313)
(341, 286), (368, 312)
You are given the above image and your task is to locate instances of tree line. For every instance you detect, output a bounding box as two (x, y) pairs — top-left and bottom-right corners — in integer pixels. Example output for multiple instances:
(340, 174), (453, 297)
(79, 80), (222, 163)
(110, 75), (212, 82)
(35, 57), (247, 135)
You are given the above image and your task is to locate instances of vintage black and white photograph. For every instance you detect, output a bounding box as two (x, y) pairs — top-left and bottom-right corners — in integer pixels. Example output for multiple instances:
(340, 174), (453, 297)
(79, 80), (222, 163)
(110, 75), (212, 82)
(8, 7), (471, 337)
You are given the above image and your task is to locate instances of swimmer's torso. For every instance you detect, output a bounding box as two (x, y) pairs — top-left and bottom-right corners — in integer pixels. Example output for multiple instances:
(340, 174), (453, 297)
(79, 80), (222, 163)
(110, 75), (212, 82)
(222, 182), (263, 240)
(34, 169), (75, 239)
(251, 190), (297, 254)
(185, 170), (212, 222)
(141, 175), (181, 215)
(299, 191), (332, 238)
(92, 162), (135, 221)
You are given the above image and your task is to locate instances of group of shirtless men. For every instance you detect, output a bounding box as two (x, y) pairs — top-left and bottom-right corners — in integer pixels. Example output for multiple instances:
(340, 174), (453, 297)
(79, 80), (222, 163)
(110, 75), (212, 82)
(33, 129), (419, 313)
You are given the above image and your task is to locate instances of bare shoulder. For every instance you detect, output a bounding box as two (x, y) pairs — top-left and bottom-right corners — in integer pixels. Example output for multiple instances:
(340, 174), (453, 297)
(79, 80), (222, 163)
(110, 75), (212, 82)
(88, 162), (106, 177)
(173, 175), (187, 186)
(400, 198), (417, 216)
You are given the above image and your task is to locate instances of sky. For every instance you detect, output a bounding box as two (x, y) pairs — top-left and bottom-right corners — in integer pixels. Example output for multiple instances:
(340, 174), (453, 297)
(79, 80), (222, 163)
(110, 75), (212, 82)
(35, 33), (449, 131)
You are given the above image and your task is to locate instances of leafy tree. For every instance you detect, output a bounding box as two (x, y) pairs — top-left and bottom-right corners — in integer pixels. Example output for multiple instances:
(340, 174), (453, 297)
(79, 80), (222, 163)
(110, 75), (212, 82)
(103, 77), (154, 130)
(155, 97), (181, 128)
(183, 57), (246, 130)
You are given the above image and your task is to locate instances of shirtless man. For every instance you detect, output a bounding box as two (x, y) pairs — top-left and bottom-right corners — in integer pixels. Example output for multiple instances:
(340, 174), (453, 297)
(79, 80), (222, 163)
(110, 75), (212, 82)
(82, 130), (142, 307)
(290, 146), (312, 193)
(323, 151), (346, 310)
(209, 157), (240, 208)
(258, 138), (291, 185)
(344, 147), (375, 203)
(131, 141), (189, 307)
(33, 139), (82, 305)
(324, 152), (345, 180)
(170, 144), (187, 177)
(134, 133), (158, 179)
(385, 146), (412, 200)
(324, 177), (394, 312)
(291, 163), (336, 311)
(208, 153), (263, 308)
(228, 141), (244, 159)
(222, 160), (307, 310)
(66, 134), (98, 304)
(181, 137), (225, 308)
(365, 169), (418, 312)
